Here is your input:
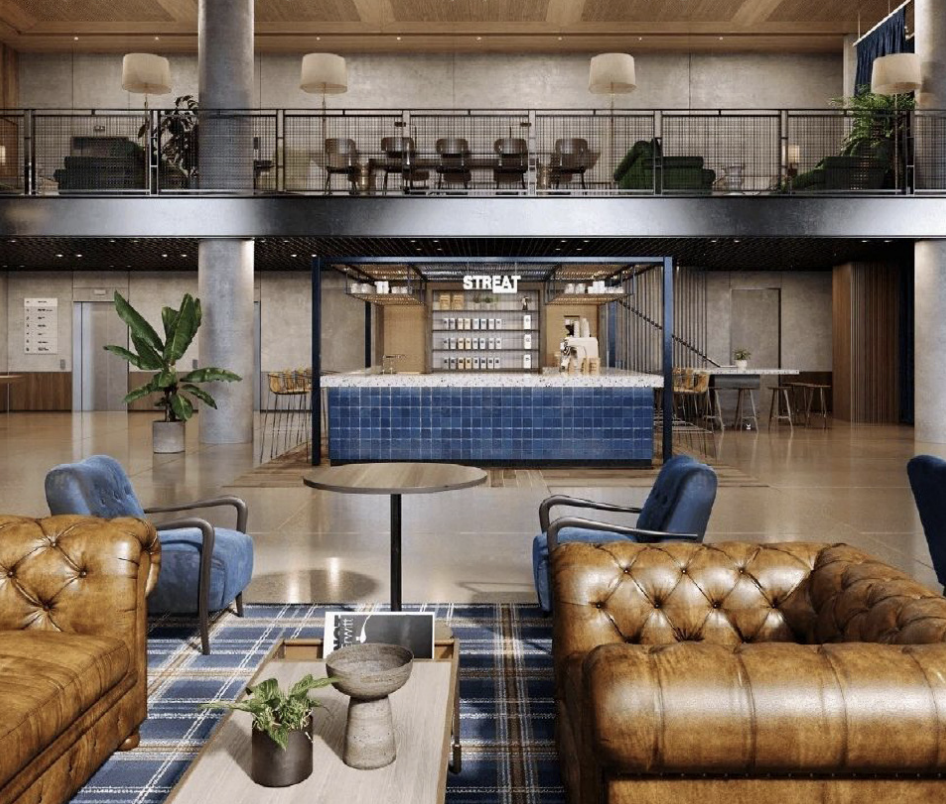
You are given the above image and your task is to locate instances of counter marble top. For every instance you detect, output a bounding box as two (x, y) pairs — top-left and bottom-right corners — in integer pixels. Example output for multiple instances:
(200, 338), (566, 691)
(322, 369), (664, 389)
(696, 368), (800, 375)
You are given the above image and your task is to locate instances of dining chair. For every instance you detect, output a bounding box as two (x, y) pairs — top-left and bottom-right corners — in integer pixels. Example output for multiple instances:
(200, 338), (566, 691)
(549, 137), (590, 190)
(493, 137), (529, 190)
(324, 137), (359, 193)
(380, 136), (428, 193)
(435, 137), (472, 191)
(531, 454), (718, 611)
(45, 455), (253, 654)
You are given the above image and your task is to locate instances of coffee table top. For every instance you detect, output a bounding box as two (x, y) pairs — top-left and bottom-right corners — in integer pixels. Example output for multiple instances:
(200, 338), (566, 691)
(166, 639), (458, 804)
(304, 462), (487, 495)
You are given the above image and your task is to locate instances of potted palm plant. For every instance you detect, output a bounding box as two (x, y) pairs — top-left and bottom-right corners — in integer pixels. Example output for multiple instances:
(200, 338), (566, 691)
(200, 674), (337, 787)
(105, 292), (241, 453)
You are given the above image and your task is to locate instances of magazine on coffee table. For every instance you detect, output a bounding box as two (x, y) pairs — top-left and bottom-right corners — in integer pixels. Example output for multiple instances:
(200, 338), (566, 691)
(324, 611), (436, 659)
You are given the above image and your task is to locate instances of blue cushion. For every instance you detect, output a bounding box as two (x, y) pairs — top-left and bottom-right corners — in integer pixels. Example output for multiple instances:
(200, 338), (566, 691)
(149, 527), (254, 614)
(45, 455), (145, 519)
(908, 455), (946, 589)
(532, 527), (640, 612)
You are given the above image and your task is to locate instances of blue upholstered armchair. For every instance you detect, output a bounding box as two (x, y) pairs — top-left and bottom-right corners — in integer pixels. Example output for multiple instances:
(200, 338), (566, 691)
(45, 455), (253, 654)
(908, 455), (946, 593)
(532, 455), (718, 611)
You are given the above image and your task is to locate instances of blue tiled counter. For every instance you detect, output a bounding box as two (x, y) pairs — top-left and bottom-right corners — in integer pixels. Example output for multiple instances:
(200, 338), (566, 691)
(326, 381), (656, 466)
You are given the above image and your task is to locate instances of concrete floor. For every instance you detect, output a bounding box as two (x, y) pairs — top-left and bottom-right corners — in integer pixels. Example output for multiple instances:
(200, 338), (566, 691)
(1, 412), (942, 604)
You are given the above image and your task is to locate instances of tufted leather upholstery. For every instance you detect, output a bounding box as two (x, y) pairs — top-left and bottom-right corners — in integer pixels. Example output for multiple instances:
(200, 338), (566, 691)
(533, 455), (718, 611)
(552, 540), (946, 804)
(0, 515), (159, 804)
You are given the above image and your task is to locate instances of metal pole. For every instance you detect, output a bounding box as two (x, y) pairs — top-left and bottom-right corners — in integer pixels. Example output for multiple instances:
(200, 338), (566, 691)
(390, 493), (402, 611)
(364, 301), (372, 368)
(662, 256), (674, 462)
(312, 257), (322, 465)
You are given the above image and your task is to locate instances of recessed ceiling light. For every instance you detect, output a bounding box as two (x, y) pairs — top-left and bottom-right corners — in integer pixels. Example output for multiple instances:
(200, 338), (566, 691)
(73, 36), (79, 41)
(180, 253), (187, 258)
(162, 253), (168, 258)
(316, 36), (321, 41)
(154, 36), (160, 41)
(718, 36), (724, 41)
(733, 240), (740, 244)
(710, 239), (718, 243)
(396, 36), (402, 41)
(56, 253), (63, 258)
(557, 36), (563, 41)
(8, 239), (15, 243)
(861, 239), (869, 243)
(884, 239), (893, 243)
(476, 36), (482, 41)
(291, 253), (298, 258)
(639, 37), (643, 41)
(75, 253), (82, 257)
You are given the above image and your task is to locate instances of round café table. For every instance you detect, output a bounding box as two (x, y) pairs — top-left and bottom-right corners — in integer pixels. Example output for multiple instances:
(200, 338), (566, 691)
(303, 463), (487, 610)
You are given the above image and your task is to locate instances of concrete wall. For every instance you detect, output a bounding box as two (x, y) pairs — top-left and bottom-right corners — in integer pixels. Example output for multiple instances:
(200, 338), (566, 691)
(0, 270), (366, 378)
(705, 271), (832, 371)
(19, 51), (843, 110)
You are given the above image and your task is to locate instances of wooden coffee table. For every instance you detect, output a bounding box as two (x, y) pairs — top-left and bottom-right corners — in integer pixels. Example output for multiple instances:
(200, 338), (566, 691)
(166, 637), (461, 803)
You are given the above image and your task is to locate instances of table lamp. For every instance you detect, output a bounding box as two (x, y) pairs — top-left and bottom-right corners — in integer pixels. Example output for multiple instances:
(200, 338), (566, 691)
(121, 53), (172, 111)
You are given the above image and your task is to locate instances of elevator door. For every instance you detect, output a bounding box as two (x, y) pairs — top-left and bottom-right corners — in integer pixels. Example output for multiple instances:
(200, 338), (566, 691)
(72, 302), (129, 411)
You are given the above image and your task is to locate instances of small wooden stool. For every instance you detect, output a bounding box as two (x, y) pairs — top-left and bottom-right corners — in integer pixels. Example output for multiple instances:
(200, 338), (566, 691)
(803, 383), (831, 429)
(768, 385), (794, 429)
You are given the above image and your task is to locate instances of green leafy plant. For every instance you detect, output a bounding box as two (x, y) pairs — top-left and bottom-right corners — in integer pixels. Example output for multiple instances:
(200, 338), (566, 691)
(831, 87), (916, 155)
(138, 95), (199, 181)
(104, 292), (241, 423)
(200, 674), (337, 749)
(733, 348), (751, 361)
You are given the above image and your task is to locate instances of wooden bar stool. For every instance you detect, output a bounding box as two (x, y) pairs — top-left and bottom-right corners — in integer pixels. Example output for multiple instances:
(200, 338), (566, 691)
(804, 383), (831, 429)
(768, 385), (795, 430)
(733, 387), (759, 431)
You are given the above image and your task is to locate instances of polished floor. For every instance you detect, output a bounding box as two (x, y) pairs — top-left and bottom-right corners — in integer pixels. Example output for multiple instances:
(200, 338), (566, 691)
(0, 412), (941, 604)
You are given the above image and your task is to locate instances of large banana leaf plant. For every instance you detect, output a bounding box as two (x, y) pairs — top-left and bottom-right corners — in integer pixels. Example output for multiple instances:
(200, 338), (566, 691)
(104, 292), (241, 423)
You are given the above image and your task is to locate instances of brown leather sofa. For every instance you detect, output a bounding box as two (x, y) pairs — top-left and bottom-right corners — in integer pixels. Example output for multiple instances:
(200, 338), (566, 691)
(552, 540), (946, 804)
(0, 515), (160, 804)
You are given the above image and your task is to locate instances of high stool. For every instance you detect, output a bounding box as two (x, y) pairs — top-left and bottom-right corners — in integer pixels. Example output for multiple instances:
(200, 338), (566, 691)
(804, 383), (831, 429)
(768, 385), (794, 429)
(733, 387), (759, 430)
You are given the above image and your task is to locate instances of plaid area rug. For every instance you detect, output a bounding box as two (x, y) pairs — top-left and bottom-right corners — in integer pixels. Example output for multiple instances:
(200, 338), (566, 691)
(71, 603), (563, 804)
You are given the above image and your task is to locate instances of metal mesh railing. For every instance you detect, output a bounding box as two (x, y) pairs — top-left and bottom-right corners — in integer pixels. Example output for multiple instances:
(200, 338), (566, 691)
(7, 107), (946, 196)
(534, 111), (655, 194)
(914, 111), (946, 193)
(662, 111), (781, 194)
(33, 110), (148, 195)
(283, 110), (402, 194)
(0, 111), (25, 193)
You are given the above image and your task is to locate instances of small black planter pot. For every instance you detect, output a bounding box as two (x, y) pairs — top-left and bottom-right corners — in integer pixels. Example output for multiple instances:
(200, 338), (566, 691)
(250, 719), (314, 787)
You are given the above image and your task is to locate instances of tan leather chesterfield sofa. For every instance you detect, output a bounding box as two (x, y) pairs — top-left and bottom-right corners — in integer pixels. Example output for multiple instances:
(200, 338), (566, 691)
(0, 515), (160, 804)
(552, 540), (946, 804)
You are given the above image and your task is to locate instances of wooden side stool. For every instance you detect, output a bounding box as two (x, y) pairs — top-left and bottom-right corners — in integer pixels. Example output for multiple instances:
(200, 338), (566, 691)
(768, 385), (794, 430)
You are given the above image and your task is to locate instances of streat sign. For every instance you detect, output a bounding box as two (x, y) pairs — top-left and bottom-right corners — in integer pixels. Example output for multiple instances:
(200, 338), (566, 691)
(462, 274), (522, 294)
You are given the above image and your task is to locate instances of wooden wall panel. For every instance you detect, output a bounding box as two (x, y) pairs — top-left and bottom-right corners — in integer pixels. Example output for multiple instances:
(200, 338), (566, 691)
(832, 262), (900, 423)
(5, 372), (71, 411)
(381, 305), (426, 374)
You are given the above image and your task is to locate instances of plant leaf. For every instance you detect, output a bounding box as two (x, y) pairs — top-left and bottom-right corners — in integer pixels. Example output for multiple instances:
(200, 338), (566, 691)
(130, 332), (166, 371)
(182, 383), (217, 408)
(169, 393), (193, 422)
(162, 305), (180, 341)
(123, 380), (160, 404)
(104, 344), (145, 369)
(113, 292), (163, 353)
(179, 367), (242, 384)
(165, 293), (200, 363)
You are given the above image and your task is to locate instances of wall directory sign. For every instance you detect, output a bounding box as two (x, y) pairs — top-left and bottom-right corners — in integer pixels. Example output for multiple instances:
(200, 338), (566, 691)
(24, 297), (59, 354)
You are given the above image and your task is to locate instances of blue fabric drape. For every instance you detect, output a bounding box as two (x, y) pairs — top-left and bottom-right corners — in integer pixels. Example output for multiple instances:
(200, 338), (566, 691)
(855, 8), (913, 94)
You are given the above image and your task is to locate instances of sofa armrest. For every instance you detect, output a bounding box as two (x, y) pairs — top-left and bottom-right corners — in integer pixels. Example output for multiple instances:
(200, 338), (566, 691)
(582, 640), (946, 776)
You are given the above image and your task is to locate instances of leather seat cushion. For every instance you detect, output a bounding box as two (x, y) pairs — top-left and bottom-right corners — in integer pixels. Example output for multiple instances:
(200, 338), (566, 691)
(0, 630), (129, 789)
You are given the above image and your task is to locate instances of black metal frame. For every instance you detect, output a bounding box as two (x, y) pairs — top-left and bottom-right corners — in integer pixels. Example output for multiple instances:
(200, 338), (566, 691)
(312, 255), (675, 466)
(144, 495), (248, 655)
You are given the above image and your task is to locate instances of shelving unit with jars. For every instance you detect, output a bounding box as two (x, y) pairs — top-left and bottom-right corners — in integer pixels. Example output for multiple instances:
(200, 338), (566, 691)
(430, 289), (541, 373)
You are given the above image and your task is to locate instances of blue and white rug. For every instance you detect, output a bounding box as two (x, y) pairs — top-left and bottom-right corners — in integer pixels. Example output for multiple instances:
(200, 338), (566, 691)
(72, 603), (564, 804)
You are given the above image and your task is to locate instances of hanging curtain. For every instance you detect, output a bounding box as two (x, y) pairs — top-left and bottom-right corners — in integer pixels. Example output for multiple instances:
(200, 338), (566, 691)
(854, 7), (913, 94)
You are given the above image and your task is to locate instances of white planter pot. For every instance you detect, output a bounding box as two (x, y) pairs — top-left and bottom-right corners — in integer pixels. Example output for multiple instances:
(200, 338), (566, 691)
(153, 420), (185, 454)
(735, 359), (748, 371)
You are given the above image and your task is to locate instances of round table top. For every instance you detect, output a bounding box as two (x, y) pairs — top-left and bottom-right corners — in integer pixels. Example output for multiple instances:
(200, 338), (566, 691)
(303, 462), (488, 495)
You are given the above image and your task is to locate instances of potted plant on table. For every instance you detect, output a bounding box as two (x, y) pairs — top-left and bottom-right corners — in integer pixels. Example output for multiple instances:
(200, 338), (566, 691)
(104, 292), (241, 454)
(733, 348), (751, 371)
(201, 674), (337, 787)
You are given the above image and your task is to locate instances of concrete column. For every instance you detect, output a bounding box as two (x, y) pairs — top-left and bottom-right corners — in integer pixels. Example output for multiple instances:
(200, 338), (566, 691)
(915, 0), (946, 109)
(915, 241), (946, 443)
(197, 0), (255, 444)
(198, 240), (255, 444)
(842, 34), (857, 97)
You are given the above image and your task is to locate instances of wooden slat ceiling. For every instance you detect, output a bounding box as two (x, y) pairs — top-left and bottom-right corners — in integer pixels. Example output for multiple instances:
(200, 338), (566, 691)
(0, 0), (904, 53)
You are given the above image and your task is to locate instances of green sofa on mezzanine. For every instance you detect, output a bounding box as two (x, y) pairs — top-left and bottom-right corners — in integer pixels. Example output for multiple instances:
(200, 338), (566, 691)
(790, 138), (893, 192)
(613, 139), (716, 193)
